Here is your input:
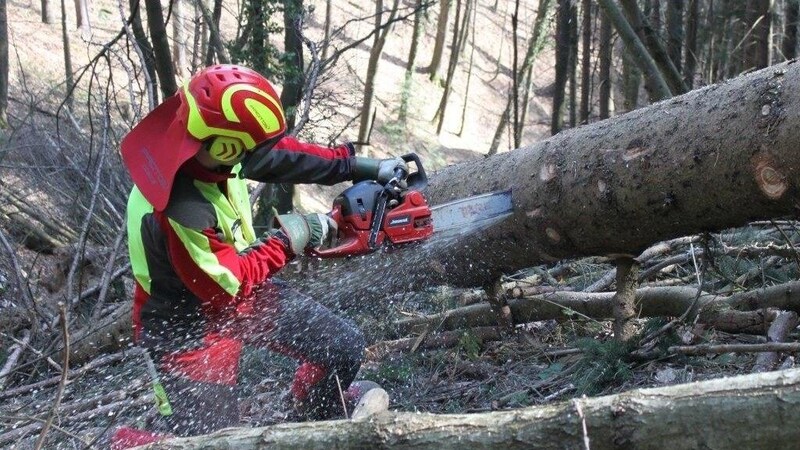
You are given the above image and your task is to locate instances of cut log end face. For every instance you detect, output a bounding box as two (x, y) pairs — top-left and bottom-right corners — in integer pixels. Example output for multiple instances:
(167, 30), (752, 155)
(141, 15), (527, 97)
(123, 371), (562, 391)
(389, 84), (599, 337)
(751, 154), (788, 200)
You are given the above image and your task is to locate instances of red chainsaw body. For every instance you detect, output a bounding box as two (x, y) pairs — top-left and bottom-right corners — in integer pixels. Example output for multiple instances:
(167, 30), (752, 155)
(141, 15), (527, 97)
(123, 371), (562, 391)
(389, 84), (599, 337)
(310, 182), (433, 258)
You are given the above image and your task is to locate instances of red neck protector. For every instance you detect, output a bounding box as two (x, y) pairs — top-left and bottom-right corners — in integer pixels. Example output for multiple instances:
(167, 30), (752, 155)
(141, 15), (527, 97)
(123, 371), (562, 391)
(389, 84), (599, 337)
(180, 158), (234, 183)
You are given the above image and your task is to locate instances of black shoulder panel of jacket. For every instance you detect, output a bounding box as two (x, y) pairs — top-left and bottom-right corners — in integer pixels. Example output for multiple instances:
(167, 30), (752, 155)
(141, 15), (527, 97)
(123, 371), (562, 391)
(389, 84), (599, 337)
(162, 174), (217, 230)
(239, 138), (355, 185)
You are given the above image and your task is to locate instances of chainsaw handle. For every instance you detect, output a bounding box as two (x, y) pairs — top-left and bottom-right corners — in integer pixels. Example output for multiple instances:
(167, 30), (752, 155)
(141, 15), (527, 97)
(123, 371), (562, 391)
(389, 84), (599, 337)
(307, 237), (366, 259)
(400, 153), (428, 190)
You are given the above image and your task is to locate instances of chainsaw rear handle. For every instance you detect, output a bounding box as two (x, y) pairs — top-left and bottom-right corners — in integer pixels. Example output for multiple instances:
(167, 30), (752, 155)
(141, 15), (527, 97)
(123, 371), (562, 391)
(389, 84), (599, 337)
(400, 153), (428, 190)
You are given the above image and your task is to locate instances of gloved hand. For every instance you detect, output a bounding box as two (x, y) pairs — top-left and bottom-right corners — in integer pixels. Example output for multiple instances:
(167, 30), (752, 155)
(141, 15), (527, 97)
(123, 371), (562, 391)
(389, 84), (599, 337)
(354, 156), (408, 185)
(272, 213), (337, 254)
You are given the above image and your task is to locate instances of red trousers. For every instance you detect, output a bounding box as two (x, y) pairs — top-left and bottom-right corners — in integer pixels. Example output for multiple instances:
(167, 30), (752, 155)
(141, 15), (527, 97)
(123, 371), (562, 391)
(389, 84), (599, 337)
(140, 281), (365, 436)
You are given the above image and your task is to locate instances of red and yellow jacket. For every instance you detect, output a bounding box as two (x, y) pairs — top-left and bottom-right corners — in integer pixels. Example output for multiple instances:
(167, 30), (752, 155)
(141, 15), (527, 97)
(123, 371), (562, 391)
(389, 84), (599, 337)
(126, 136), (354, 344)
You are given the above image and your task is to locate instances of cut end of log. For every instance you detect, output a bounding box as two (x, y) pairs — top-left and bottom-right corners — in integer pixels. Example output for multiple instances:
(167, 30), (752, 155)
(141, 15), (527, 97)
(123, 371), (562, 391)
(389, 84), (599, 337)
(351, 388), (390, 420)
(751, 154), (788, 200)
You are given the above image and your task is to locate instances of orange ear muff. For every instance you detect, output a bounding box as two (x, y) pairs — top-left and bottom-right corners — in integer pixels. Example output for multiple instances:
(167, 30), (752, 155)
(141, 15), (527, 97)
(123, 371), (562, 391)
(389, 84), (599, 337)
(208, 136), (246, 163)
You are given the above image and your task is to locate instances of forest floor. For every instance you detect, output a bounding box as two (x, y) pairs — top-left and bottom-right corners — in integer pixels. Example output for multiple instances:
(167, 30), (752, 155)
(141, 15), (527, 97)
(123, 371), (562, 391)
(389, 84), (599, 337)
(1, 0), (798, 448)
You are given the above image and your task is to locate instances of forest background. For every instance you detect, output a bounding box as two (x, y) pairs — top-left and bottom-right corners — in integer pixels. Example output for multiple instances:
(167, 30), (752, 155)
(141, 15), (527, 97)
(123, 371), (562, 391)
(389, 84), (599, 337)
(2, 0), (800, 448)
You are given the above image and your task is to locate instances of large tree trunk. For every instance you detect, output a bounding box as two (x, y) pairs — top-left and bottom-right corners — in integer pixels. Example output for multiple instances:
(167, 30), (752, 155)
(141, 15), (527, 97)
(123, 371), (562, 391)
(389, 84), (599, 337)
(294, 61), (800, 305)
(140, 367), (800, 450)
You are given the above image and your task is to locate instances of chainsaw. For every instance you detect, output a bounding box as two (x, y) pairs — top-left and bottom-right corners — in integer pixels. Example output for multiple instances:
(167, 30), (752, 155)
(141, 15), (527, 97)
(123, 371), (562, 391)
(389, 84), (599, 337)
(309, 153), (515, 258)
(309, 153), (434, 258)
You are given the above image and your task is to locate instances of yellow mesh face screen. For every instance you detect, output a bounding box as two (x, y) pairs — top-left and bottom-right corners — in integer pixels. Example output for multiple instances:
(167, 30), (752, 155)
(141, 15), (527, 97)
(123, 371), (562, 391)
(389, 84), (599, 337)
(208, 136), (246, 163)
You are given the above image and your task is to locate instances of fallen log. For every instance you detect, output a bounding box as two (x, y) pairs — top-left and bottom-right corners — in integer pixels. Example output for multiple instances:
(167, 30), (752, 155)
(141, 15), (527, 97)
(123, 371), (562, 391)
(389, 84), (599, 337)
(293, 62), (800, 305)
(139, 367), (800, 450)
(395, 281), (800, 335)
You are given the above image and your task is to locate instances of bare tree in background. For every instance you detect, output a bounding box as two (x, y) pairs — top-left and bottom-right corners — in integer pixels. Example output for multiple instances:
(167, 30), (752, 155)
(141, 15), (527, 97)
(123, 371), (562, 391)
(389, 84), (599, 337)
(425, 0), (451, 80)
(276, 0), (306, 214)
(666, 0), (683, 72)
(552, 0), (573, 134)
(0, 0), (6, 128)
(568, 0), (578, 127)
(579, 0), (591, 124)
(356, 0), (400, 151)
(129, 0), (159, 105)
(599, 0), (670, 102)
(743, 0), (771, 71)
(60, 0), (74, 110)
(434, 0), (467, 134)
(73, 0), (90, 35)
(489, 0), (553, 153)
(145, 0), (178, 98)
(205, 0), (224, 65)
(783, 0), (798, 60)
(683, 0), (698, 88)
(322, 0), (332, 61)
(619, 0), (687, 95)
(399, 0), (424, 124)
(172, 0), (187, 79)
(598, 5), (612, 118)
(41, 0), (54, 24)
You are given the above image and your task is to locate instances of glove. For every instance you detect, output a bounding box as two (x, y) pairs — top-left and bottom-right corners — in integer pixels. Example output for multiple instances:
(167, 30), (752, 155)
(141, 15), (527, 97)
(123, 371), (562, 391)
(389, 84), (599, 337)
(353, 156), (408, 185)
(273, 213), (337, 254)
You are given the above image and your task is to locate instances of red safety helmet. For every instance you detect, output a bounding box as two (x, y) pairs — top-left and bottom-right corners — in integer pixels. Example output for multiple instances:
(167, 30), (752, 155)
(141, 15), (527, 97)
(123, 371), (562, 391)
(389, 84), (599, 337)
(121, 65), (287, 211)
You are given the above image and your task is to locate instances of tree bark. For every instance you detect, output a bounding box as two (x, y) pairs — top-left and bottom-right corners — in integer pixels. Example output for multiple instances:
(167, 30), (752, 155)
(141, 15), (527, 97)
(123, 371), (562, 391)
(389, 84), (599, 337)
(0, 0), (7, 128)
(598, 6), (612, 118)
(490, 0), (553, 153)
(129, 0), (159, 105)
(139, 368), (800, 450)
(744, 0), (771, 71)
(144, 0), (178, 98)
(171, 0), (187, 78)
(568, 1), (578, 128)
(552, 0), (572, 134)
(665, 0), (683, 72)
(598, 0), (671, 102)
(294, 61), (800, 304)
(425, 0), (451, 80)
(612, 257), (638, 341)
(434, 0), (464, 134)
(73, 0), (90, 35)
(60, 0), (73, 110)
(394, 283), (784, 336)
(619, 0), (688, 95)
(753, 310), (798, 372)
(579, 0), (591, 124)
(783, 0), (799, 60)
(204, 0), (223, 65)
(40, 0), (54, 24)
(321, 0), (332, 61)
(683, 0), (698, 88)
(398, 0), (423, 124)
